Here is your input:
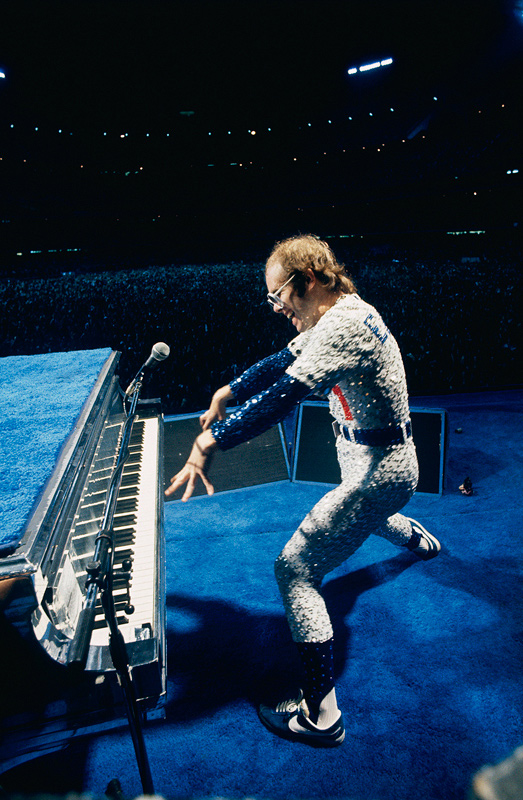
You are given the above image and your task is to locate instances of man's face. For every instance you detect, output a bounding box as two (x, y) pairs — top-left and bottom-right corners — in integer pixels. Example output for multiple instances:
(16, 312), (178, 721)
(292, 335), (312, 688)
(266, 262), (319, 333)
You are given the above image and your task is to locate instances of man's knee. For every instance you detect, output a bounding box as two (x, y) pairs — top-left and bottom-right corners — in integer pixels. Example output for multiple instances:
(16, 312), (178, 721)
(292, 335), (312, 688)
(274, 550), (294, 591)
(274, 548), (320, 593)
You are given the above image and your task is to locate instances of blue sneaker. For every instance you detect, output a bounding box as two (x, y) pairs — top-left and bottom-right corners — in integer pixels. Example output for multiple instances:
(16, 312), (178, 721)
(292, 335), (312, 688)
(406, 518), (441, 560)
(258, 691), (345, 747)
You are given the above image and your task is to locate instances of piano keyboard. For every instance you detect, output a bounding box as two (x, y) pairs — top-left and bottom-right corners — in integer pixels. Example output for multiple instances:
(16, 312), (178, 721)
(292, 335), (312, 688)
(0, 351), (166, 770)
(66, 415), (160, 648)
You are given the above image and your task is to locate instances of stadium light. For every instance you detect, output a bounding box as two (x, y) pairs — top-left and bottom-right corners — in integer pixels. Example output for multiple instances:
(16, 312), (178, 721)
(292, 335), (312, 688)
(360, 61), (381, 72)
(348, 57), (394, 75)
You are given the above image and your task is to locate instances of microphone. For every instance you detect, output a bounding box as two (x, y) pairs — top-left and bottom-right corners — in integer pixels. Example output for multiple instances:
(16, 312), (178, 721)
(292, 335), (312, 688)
(125, 342), (170, 396)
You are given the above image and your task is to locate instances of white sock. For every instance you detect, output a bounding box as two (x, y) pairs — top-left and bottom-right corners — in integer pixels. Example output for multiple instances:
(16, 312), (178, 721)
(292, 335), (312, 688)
(304, 687), (340, 729)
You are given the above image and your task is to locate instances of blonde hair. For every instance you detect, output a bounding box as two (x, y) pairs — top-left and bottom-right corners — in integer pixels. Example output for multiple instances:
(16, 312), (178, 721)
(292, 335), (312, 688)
(266, 234), (356, 296)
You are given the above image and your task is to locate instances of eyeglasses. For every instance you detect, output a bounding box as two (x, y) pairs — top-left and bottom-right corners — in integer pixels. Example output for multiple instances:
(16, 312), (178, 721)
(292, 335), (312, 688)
(267, 274), (294, 308)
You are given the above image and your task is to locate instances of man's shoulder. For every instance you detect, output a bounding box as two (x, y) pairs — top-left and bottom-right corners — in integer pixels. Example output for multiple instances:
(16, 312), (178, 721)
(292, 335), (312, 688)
(319, 293), (378, 330)
(287, 328), (314, 356)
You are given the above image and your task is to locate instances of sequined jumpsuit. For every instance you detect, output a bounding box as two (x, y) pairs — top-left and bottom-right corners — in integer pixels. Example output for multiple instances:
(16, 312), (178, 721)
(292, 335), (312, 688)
(211, 293), (418, 645)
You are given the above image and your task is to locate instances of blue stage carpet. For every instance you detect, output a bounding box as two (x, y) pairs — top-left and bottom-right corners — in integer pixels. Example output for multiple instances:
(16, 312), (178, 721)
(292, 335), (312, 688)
(3, 390), (522, 800)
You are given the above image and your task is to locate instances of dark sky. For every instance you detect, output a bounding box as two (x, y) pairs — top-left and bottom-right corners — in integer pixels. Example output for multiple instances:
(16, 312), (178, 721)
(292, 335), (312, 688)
(1, 0), (521, 131)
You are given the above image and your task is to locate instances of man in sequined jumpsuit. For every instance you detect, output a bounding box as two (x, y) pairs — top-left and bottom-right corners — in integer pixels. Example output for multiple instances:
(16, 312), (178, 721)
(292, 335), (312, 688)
(166, 234), (441, 747)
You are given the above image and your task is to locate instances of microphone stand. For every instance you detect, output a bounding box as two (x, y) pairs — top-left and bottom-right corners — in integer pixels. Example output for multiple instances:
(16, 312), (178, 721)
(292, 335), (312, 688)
(69, 370), (154, 796)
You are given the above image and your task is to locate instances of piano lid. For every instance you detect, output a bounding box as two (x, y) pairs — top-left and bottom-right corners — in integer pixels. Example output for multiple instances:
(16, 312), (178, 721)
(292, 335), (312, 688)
(0, 348), (116, 558)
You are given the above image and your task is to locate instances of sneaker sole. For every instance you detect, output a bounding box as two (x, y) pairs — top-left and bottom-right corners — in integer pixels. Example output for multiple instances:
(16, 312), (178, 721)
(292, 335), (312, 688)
(257, 708), (346, 748)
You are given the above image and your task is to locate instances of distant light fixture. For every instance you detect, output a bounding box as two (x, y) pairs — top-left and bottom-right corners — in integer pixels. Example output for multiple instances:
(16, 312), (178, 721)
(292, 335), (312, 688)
(360, 61), (381, 72)
(0, 72), (5, 79)
(348, 57), (393, 75)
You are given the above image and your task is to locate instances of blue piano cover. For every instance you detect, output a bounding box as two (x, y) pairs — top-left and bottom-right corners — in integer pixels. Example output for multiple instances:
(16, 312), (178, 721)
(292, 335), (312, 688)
(0, 348), (113, 556)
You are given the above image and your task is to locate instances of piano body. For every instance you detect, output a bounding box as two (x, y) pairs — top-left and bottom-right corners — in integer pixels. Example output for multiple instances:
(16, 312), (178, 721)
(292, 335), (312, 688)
(0, 349), (166, 773)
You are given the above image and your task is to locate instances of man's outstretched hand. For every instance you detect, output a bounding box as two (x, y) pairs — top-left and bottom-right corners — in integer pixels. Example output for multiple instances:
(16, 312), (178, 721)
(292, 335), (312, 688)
(165, 430), (216, 502)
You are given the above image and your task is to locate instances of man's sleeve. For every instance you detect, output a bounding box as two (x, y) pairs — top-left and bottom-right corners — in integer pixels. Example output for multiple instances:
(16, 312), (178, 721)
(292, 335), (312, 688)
(212, 373), (311, 451)
(229, 347), (296, 404)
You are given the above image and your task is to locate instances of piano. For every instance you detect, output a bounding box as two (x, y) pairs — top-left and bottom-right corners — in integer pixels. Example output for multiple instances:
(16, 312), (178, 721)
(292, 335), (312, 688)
(0, 349), (166, 773)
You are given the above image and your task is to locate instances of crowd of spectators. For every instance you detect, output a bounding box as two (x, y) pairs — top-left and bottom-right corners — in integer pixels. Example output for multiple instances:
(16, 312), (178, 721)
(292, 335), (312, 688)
(1, 243), (521, 416)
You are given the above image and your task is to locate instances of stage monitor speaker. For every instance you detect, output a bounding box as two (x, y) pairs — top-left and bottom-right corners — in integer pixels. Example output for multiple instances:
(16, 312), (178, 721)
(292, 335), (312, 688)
(292, 401), (447, 495)
(164, 412), (290, 500)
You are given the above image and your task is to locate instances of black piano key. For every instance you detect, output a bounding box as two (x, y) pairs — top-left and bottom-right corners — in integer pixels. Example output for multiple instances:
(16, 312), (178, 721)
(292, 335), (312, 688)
(120, 472), (141, 487)
(111, 574), (132, 589)
(112, 513), (137, 528)
(115, 497), (138, 514)
(117, 485), (137, 498)
(113, 527), (135, 542)
(122, 463), (140, 475)
(114, 531), (135, 547)
(112, 547), (134, 562)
